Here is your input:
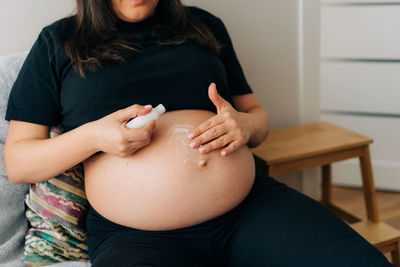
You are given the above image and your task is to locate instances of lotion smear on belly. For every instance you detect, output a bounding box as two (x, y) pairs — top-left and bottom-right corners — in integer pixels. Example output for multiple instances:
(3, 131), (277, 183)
(168, 124), (207, 167)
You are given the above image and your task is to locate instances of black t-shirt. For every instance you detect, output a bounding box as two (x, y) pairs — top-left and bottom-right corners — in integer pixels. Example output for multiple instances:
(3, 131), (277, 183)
(5, 6), (252, 132)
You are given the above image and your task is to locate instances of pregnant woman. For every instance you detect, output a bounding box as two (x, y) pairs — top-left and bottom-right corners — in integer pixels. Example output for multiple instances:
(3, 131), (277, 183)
(4, 0), (393, 266)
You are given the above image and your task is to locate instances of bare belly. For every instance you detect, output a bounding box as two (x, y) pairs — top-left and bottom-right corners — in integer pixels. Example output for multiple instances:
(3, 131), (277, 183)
(83, 110), (255, 230)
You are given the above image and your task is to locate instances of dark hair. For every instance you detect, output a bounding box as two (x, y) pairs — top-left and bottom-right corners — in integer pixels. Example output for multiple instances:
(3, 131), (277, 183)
(64, 0), (221, 77)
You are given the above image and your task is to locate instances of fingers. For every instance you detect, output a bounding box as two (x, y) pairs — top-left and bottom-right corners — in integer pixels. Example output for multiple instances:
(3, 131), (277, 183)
(221, 140), (241, 156)
(136, 104), (153, 116)
(117, 104), (152, 123)
(188, 82), (232, 140)
(188, 115), (224, 140)
(189, 123), (225, 147)
(124, 120), (157, 142)
(196, 133), (231, 154)
(117, 120), (156, 156)
(188, 92), (251, 156)
(95, 105), (157, 157)
(194, 131), (244, 156)
(143, 119), (157, 133)
(208, 83), (230, 113)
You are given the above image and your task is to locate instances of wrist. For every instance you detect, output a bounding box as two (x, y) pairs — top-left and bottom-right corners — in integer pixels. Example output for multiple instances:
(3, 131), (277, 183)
(246, 113), (257, 147)
(81, 121), (101, 154)
(240, 112), (256, 145)
(244, 108), (268, 148)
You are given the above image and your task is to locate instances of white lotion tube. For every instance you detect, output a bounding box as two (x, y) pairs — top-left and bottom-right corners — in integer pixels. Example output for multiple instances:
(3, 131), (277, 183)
(126, 104), (166, 129)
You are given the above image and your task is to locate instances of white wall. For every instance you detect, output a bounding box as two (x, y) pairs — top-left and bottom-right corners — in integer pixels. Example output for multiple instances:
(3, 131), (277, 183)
(182, 0), (302, 129)
(0, 0), (76, 56)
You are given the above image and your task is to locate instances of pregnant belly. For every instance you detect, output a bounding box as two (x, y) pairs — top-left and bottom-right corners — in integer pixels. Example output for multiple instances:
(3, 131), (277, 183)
(83, 110), (255, 230)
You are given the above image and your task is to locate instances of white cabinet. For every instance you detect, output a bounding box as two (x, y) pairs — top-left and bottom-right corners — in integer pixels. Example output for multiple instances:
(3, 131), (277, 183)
(320, 1), (400, 191)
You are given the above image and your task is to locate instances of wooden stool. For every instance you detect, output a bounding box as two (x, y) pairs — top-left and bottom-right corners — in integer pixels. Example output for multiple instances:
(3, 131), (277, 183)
(252, 121), (400, 265)
(350, 221), (400, 265)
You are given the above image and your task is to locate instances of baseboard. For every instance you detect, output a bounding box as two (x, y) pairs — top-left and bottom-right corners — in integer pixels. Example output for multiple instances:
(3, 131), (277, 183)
(332, 159), (400, 192)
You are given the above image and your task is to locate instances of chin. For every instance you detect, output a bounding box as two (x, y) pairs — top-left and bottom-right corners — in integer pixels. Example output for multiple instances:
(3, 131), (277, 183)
(114, 0), (158, 22)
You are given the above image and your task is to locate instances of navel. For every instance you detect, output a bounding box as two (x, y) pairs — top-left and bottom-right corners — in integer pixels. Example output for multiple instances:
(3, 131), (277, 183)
(197, 158), (208, 168)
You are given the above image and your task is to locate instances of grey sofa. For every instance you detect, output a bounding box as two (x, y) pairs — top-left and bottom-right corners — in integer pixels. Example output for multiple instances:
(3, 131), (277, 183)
(0, 52), (91, 267)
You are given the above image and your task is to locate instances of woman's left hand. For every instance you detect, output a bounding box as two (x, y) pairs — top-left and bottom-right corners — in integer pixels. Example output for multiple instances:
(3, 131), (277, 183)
(187, 83), (255, 156)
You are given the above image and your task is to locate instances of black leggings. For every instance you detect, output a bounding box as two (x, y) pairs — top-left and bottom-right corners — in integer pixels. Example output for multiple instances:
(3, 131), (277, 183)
(86, 173), (393, 267)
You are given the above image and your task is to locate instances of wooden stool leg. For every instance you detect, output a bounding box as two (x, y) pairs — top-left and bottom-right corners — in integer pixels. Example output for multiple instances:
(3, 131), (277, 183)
(321, 165), (332, 205)
(321, 164), (361, 223)
(392, 241), (400, 267)
(359, 145), (380, 222)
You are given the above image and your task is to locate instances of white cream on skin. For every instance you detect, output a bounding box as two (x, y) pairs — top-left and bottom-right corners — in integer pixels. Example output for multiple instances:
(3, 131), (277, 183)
(167, 124), (208, 168)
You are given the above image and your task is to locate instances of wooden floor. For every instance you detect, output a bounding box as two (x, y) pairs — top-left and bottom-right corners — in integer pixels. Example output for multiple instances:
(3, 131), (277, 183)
(332, 186), (400, 231)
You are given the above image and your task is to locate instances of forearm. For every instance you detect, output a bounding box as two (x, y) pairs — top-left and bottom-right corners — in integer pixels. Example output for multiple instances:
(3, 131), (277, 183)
(245, 107), (269, 148)
(5, 122), (98, 184)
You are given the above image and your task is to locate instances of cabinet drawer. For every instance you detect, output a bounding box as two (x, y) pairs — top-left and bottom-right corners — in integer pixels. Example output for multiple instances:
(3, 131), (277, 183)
(321, 6), (400, 59)
(321, 61), (400, 114)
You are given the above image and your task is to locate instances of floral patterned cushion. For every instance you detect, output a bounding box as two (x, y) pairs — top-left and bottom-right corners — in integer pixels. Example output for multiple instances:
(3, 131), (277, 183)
(24, 126), (90, 266)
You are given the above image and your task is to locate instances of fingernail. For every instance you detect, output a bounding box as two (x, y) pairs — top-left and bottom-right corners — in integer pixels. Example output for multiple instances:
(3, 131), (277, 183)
(189, 141), (197, 148)
(199, 146), (206, 153)
(145, 105), (152, 109)
(211, 82), (216, 87)
(187, 133), (195, 139)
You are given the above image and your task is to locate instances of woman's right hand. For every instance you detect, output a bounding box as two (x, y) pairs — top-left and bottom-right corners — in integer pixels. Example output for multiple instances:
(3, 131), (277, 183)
(90, 104), (157, 157)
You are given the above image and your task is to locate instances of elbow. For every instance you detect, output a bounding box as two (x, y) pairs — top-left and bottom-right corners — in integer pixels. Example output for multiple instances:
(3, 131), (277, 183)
(4, 151), (28, 184)
(5, 159), (50, 184)
(5, 158), (40, 184)
(6, 167), (37, 184)
(8, 177), (23, 185)
(6, 174), (23, 185)
(5, 164), (25, 184)
(4, 143), (29, 184)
